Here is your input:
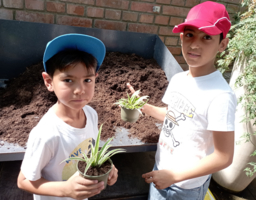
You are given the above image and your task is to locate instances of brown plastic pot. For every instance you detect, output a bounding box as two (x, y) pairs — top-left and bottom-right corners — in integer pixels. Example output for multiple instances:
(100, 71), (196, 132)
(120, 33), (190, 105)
(77, 158), (113, 189)
(121, 107), (140, 123)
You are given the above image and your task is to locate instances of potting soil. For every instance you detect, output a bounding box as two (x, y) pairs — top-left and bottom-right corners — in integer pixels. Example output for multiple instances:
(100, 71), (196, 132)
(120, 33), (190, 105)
(0, 52), (169, 147)
(78, 160), (112, 176)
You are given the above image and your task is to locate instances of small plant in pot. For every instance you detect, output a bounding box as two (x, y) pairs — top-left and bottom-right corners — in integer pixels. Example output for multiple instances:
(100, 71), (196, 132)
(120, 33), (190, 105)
(114, 90), (149, 123)
(62, 124), (126, 189)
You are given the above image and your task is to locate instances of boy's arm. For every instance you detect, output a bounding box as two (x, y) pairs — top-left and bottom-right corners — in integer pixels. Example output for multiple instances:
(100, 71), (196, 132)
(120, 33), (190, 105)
(17, 170), (104, 199)
(142, 130), (234, 189)
(141, 103), (167, 122)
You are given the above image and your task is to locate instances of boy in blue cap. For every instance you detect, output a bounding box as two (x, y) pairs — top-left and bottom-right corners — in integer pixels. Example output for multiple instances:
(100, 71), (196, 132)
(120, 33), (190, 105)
(128, 1), (237, 199)
(17, 34), (118, 200)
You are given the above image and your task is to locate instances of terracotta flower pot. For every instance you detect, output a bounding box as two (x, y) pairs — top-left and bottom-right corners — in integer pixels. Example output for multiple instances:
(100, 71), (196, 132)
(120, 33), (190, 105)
(121, 107), (140, 123)
(77, 158), (113, 189)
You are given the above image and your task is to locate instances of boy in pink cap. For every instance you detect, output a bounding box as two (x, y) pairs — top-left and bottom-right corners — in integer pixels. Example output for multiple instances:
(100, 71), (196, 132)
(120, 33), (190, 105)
(128, 1), (237, 199)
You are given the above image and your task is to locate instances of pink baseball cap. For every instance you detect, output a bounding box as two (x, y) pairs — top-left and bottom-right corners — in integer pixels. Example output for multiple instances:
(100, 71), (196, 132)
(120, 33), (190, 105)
(172, 1), (231, 38)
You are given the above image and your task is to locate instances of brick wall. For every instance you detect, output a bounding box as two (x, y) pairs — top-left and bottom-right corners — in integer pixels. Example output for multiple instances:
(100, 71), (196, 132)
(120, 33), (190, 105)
(0, 0), (242, 70)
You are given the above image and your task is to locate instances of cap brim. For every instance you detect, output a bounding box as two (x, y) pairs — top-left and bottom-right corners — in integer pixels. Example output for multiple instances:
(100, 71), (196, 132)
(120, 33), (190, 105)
(172, 19), (222, 36)
(43, 34), (106, 72)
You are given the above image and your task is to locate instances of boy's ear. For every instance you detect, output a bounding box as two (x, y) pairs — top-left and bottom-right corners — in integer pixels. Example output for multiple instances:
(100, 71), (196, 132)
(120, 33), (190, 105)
(42, 72), (54, 92)
(95, 72), (99, 78)
(218, 38), (229, 53)
(180, 33), (183, 45)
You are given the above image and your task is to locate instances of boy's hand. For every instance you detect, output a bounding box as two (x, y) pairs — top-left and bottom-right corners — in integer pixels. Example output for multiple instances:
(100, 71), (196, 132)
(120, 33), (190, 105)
(64, 171), (104, 200)
(107, 165), (118, 186)
(142, 170), (175, 190)
(126, 83), (136, 94)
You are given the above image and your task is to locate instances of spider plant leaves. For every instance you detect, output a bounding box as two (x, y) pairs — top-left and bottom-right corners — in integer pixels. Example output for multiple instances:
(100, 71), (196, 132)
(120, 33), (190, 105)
(114, 89), (149, 110)
(61, 124), (126, 176)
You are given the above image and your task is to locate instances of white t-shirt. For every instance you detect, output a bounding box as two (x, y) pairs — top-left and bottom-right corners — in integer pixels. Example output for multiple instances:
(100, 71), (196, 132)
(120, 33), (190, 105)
(155, 70), (237, 189)
(21, 105), (98, 200)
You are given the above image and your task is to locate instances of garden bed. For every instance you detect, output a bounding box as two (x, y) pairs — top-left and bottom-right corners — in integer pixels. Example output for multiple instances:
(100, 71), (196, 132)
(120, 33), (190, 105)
(0, 52), (168, 147)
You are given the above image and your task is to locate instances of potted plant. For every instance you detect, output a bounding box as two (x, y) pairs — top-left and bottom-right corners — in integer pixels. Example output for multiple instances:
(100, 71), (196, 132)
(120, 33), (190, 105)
(213, 0), (256, 192)
(62, 124), (126, 189)
(114, 90), (149, 123)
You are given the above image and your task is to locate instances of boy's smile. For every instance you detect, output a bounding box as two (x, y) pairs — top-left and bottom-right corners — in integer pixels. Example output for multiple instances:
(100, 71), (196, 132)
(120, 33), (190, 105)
(180, 26), (228, 76)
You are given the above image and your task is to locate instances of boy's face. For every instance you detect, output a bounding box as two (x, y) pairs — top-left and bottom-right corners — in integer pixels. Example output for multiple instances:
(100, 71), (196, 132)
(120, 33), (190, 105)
(43, 62), (97, 111)
(180, 26), (228, 69)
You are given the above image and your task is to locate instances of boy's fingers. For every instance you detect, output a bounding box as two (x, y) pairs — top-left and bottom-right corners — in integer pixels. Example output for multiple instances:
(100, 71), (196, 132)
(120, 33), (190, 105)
(142, 171), (153, 179)
(79, 180), (104, 189)
(77, 187), (103, 199)
(126, 83), (135, 94)
(79, 178), (100, 186)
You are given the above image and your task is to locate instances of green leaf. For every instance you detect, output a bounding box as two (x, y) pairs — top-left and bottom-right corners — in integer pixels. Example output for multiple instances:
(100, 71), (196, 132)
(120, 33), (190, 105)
(114, 89), (149, 110)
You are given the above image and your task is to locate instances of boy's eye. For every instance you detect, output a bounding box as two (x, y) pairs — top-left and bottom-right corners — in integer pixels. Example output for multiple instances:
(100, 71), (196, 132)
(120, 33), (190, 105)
(204, 35), (212, 40)
(84, 79), (92, 83)
(64, 79), (72, 83)
(185, 33), (193, 37)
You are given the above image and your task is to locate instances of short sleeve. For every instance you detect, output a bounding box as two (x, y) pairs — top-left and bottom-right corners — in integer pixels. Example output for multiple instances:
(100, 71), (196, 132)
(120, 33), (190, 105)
(207, 92), (237, 131)
(21, 129), (52, 181)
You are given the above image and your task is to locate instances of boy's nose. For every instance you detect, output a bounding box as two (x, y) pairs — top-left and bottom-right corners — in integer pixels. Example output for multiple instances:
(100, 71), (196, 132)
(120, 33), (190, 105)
(190, 38), (200, 49)
(74, 83), (85, 95)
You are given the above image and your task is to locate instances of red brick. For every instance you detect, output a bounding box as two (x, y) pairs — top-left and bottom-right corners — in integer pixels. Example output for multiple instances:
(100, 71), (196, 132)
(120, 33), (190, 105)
(128, 23), (158, 34)
(159, 36), (165, 43)
(57, 15), (92, 27)
(155, 15), (169, 25)
(139, 14), (154, 24)
(163, 5), (190, 17)
(122, 11), (138, 22)
(185, 0), (200, 7)
(240, 4), (247, 13)
(96, 0), (129, 9)
(87, 7), (104, 18)
(167, 46), (182, 55)
(174, 55), (186, 64)
(94, 20), (126, 31)
(227, 4), (240, 13)
(142, 0), (154, 2)
(3, 0), (23, 8)
(221, 0), (241, 4)
(165, 37), (178, 45)
(67, 4), (85, 16)
(25, 0), (44, 10)
(131, 2), (156, 13)
(47, 2), (65, 13)
(159, 26), (178, 36)
(171, 0), (185, 6)
(169, 17), (184, 26)
(16, 11), (54, 23)
(229, 13), (236, 22)
(60, 0), (94, 5)
(0, 8), (13, 20)
(180, 63), (189, 71)
(156, 0), (171, 4)
(105, 9), (121, 20)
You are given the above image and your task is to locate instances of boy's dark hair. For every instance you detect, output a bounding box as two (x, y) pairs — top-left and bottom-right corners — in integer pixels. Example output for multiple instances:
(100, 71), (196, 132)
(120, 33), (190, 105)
(45, 49), (97, 77)
(219, 33), (223, 43)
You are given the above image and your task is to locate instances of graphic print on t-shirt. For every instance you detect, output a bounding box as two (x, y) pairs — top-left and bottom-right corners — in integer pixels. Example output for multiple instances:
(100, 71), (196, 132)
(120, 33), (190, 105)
(62, 138), (95, 181)
(161, 92), (195, 150)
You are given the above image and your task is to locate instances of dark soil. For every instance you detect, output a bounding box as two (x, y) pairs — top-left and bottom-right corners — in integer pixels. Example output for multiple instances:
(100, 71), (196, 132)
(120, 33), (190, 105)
(0, 52), (168, 147)
(78, 159), (112, 176)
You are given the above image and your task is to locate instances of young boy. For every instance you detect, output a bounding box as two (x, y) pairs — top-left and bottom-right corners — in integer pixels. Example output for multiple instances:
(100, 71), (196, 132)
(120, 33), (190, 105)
(128, 1), (237, 199)
(17, 34), (118, 200)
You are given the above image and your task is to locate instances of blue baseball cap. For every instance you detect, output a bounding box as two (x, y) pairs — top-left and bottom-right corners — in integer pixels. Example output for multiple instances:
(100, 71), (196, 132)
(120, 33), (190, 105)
(43, 33), (106, 72)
